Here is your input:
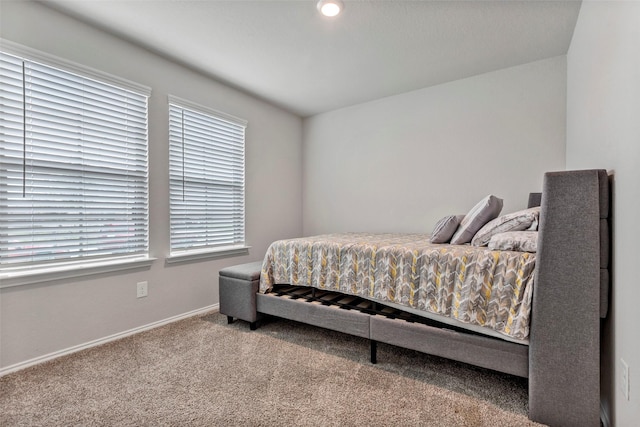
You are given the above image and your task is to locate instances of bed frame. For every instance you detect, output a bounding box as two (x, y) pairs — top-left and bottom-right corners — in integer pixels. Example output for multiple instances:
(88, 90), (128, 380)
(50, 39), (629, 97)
(220, 169), (610, 427)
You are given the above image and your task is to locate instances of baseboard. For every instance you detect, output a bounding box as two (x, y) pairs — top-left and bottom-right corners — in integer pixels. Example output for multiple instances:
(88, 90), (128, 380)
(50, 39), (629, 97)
(601, 401), (611, 427)
(0, 304), (219, 377)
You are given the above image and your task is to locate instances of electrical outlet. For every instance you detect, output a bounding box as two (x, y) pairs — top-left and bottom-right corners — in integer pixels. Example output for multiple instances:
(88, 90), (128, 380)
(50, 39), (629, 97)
(620, 358), (629, 400)
(136, 281), (148, 298)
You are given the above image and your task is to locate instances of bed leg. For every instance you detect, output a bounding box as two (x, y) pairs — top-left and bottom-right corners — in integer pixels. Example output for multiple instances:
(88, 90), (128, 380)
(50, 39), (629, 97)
(249, 321), (257, 331)
(370, 340), (377, 364)
(227, 315), (234, 324)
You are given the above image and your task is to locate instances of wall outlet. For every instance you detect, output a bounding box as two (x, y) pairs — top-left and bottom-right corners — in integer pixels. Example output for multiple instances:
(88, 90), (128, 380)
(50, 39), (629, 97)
(620, 358), (629, 400)
(136, 281), (148, 298)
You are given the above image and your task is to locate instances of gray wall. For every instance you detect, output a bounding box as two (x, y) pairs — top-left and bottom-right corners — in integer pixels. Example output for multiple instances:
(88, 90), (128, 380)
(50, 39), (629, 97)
(302, 57), (567, 235)
(566, 2), (640, 426)
(0, 1), (303, 370)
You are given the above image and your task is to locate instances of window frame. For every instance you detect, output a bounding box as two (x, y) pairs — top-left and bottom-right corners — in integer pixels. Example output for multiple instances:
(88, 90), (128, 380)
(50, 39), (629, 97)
(0, 40), (154, 287)
(166, 95), (249, 264)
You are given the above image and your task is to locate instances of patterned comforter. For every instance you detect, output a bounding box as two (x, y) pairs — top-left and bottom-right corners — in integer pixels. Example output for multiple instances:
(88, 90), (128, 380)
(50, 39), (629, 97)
(260, 233), (536, 340)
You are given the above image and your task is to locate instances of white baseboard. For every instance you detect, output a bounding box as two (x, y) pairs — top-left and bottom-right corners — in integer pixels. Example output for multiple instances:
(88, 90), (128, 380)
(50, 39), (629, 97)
(0, 304), (219, 377)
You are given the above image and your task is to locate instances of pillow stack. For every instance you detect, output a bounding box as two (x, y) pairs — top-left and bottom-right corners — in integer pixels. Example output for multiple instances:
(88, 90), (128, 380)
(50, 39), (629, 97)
(428, 195), (540, 252)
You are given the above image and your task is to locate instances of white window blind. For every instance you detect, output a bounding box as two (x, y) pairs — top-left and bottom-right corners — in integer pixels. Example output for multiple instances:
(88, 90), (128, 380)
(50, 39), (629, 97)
(168, 96), (246, 255)
(0, 50), (149, 268)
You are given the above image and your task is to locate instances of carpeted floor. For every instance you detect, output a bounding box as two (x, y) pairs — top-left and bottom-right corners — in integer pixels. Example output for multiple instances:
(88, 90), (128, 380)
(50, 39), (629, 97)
(0, 311), (545, 426)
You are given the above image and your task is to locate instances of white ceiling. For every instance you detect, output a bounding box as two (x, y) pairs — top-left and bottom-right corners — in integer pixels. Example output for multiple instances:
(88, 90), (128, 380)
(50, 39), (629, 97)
(43, 0), (582, 117)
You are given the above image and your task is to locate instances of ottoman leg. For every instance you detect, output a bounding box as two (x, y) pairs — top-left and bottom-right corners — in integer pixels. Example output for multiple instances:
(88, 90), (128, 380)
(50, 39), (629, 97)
(227, 315), (234, 324)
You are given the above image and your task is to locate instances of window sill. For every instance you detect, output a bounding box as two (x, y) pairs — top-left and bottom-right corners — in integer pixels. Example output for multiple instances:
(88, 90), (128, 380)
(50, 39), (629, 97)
(165, 245), (250, 265)
(0, 256), (156, 288)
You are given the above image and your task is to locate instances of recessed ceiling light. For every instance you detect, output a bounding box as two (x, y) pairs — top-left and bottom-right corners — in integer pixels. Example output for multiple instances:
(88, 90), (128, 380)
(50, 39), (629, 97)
(317, 0), (344, 17)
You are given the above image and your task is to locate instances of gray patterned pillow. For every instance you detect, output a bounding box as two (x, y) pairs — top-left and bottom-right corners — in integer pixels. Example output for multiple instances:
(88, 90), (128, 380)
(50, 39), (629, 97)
(471, 207), (540, 247)
(429, 214), (465, 244)
(488, 231), (538, 253)
(450, 195), (503, 245)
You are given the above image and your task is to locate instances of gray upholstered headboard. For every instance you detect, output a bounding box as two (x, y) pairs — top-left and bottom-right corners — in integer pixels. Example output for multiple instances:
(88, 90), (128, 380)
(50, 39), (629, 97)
(527, 169), (610, 426)
(527, 171), (610, 319)
(527, 192), (542, 209)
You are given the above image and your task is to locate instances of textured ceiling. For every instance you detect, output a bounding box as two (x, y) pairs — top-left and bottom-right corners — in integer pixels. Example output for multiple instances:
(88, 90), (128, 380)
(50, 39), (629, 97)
(43, 0), (582, 117)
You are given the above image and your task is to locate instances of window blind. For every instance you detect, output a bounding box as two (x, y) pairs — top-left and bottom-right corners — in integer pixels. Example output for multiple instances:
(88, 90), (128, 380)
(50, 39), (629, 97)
(0, 51), (149, 268)
(168, 97), (246, 254)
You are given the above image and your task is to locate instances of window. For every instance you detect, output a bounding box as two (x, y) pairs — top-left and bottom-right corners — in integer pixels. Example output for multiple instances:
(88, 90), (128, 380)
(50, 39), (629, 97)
(168, 96), (247, 259)
(0, 47), (150, 273)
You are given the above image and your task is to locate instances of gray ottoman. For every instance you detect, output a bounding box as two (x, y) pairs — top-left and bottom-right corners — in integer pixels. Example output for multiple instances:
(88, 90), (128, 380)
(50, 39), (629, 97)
(219, 261), (263, 330)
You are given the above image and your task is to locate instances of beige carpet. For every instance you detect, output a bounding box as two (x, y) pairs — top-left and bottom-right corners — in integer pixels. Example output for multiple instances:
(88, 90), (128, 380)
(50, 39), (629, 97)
(0, 312), (545, 426)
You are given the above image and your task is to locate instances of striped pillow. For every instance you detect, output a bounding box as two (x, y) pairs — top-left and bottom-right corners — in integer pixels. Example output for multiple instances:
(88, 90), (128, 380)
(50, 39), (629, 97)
(450, 195), (503, 245)
(429, 214), (465, 244)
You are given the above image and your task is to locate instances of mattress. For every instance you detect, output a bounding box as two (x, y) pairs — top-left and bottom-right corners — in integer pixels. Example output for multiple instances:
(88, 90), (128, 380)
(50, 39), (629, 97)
(260, 233), (535, 342)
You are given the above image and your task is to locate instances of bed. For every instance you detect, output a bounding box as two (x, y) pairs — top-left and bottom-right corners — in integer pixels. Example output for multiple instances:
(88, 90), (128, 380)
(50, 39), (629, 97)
(225, 169), (609, 427)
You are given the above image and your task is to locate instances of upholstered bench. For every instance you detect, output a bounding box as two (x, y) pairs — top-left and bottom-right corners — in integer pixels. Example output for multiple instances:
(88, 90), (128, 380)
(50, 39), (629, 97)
(219, 261), (263, 330)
